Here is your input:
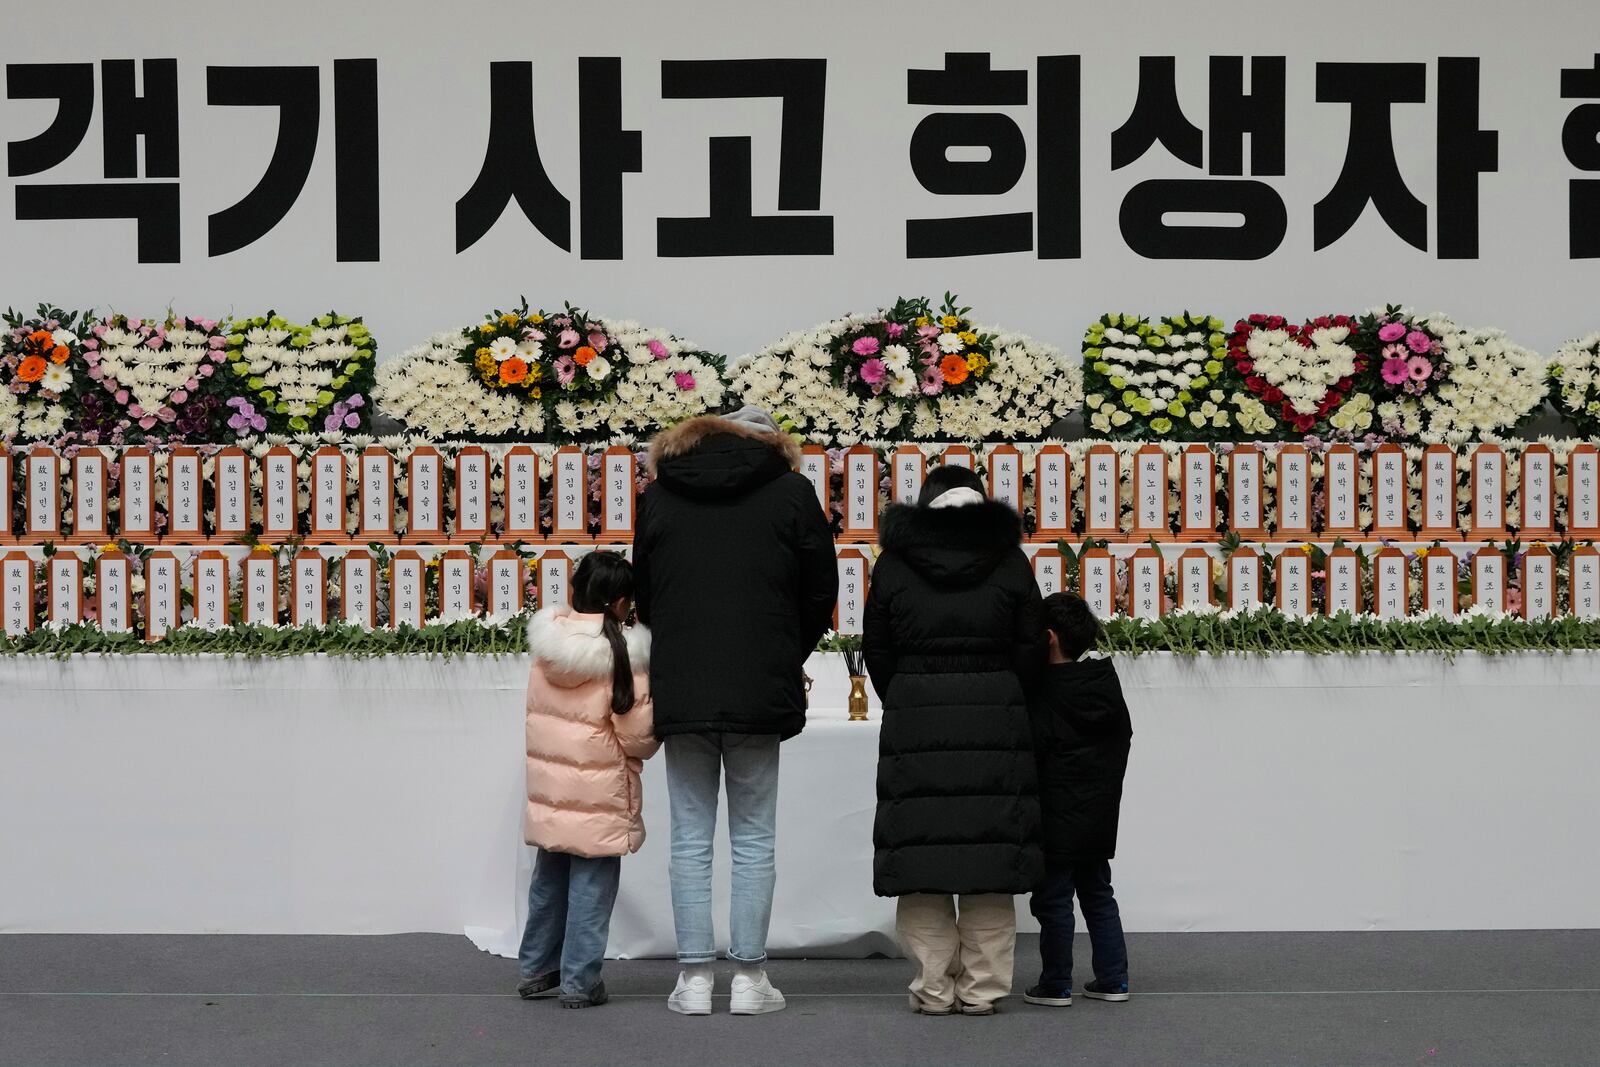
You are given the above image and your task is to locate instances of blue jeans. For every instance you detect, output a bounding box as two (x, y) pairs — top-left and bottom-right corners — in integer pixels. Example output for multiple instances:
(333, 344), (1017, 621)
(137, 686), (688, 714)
(665, 732), (781, 965)
(1029, 860), (1128, 991)
(517, 848), (622, 997)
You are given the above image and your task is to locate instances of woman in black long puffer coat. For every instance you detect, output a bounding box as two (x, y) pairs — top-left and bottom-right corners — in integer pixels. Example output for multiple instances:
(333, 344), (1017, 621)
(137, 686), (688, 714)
(863, 464), (1047, 1016)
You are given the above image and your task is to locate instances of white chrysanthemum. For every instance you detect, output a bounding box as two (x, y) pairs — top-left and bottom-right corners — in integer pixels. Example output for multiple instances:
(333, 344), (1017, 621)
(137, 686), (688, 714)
(40, 363), (72, 392)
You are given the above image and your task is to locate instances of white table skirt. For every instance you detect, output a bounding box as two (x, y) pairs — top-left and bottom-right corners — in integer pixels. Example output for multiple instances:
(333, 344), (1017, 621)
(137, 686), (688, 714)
(3, 652), (1599, 957)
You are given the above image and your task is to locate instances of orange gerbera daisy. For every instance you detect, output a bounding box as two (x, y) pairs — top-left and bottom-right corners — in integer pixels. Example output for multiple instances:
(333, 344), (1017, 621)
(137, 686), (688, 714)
(28, 330), (52, 348)
(500, 356), (530, 385)
(17, 355), (47, 383)
(573, 345), (597, 366)
(50, 344), (69, 363)
(939, 353), (970, 386)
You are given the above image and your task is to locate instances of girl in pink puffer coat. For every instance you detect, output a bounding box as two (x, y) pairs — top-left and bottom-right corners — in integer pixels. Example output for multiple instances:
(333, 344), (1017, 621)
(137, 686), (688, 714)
(517, 550), (658, 1009)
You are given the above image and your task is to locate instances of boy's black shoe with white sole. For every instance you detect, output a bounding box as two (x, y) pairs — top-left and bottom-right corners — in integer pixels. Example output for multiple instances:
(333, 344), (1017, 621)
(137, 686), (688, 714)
(516, 972), (559, 999)
(1081, 979), (1130, 1002)
(1023, 984), (1073, 1007)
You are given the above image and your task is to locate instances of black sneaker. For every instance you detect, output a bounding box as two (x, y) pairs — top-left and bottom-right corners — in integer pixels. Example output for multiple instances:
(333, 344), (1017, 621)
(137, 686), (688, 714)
(517, 972), (559, 999)
(1081, 979), (1129, 1002)
(560, 981), (609, 1009)
(1023, 984), (1073, 1007)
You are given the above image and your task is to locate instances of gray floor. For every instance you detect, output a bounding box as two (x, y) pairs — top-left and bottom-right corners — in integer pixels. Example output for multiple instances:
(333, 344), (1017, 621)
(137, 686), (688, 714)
(2, 932), (1598, 1067)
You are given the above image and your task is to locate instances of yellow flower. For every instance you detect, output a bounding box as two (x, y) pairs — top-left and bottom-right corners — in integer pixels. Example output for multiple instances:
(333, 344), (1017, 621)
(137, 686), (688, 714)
(530, 387), (542, 399)
(958, 331), (978, 345)
(1300, 544), (1313, 554)
(525, 559), (539, 571)
(100, 542), (119, 553)
(500, 313), (519, 327)
(477, 323), (496, 336)
(965, 353), (989, 376)
(1415, 547), (1429, 558)
(940, 314), (961, 329)
(915, 316), (930, 328)
(1150, 417), (1173, 434)
(476, 347), (492, 359)
(252, 543), (273, 554)
(528, 313), (544, 325)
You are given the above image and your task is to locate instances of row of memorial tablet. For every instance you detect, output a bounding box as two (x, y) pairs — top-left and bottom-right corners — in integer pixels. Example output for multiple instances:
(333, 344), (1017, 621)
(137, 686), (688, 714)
(6, 542), (1596, 640)
(3, 442), (1599, 543)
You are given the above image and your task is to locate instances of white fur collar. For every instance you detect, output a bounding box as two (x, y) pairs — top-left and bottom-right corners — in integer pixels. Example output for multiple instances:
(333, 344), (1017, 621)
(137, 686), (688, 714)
(527, 606), (650, 679)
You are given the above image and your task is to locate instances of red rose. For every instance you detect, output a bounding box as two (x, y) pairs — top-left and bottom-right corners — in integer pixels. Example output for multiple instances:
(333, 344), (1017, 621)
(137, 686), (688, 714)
(1236, 358), (1254, 374)
(1246, 376), (1266, 394)
(1264, 386), (1284, 404)
(1247, 314), (1266, 326)
(1294, 414), (1316, 432)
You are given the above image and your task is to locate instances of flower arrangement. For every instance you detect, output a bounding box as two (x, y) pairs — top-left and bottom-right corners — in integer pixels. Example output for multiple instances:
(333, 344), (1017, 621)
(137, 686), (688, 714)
(1, 305), (96, 440)
(1222, 314), (1366, 437)
(1548, 333), (1600, 438)
(1352, 307), (1546, 444)
(375, 301), (725, 442)
(1081, 313), (1232, 439)
(224, 312), (377, 435)
(79, 314), (232, 441)
(730, 295), (1080, 443)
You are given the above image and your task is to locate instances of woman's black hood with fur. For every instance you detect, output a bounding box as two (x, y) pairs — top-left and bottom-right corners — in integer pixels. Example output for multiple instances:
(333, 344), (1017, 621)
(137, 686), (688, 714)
(879, 499), (1024, 588)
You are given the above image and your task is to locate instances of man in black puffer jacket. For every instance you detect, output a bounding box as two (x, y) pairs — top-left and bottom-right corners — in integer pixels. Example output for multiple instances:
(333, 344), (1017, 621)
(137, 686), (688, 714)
(864, 464), (1046, 1016)
(634, 406), (837, 1016)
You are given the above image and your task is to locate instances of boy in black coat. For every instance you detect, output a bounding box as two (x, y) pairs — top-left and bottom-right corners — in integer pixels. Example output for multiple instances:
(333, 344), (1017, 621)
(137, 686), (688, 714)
(1024, 592), (1133, 1007)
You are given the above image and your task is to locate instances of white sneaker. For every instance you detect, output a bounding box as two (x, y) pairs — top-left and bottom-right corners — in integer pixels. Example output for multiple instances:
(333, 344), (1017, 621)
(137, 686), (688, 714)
(668, 971), (713, 1016)
(729, 972), (786, 1015)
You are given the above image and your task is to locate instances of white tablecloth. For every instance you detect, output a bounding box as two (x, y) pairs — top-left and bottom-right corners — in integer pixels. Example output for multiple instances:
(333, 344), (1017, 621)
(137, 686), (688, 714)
(4, 652), (1599, 955)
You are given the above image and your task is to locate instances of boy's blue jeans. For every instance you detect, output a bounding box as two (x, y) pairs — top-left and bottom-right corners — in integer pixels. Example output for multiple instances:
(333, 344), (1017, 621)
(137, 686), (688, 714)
(518, 848), (622, 997)
(664, 732), (781, 965)
(1029, 859), (1128, 991)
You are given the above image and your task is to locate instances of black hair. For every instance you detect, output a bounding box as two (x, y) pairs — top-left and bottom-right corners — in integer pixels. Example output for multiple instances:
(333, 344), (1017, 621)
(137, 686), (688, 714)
(1042, 591), (1103, 660)
(917, 463), (987, 508)
(570, 550), (636, 715)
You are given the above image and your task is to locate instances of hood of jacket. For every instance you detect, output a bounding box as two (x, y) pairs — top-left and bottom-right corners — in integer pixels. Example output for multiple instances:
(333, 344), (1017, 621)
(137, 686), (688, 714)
(527, 606), (651, 688)
(647, 414), (802, 501)
(879, 498), (1023, 588)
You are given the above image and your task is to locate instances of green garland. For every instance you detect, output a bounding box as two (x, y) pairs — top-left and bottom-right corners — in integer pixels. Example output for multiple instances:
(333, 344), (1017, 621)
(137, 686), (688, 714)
(9, 611), (1600, 659)
(821, 611), (1600, 658)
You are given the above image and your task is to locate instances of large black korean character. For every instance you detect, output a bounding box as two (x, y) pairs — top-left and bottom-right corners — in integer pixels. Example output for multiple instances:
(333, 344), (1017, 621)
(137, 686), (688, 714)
(206, 59), (379, 260)
(1561, 54), (1600, 258)
(1315, 59), (1497, 257)
(1112, 56), (1287, 260)
(657, 58), (831, 256)
(456, 59), (640, 258)
(7, 59), (179, 262)
(905, 52), (1080, 258)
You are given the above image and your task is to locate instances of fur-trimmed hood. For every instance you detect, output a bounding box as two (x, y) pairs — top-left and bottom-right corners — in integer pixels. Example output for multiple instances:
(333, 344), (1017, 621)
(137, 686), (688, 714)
(880, 498), (1023, 588)
(527, 606), (650, 685)
(647, 415), (802, 501)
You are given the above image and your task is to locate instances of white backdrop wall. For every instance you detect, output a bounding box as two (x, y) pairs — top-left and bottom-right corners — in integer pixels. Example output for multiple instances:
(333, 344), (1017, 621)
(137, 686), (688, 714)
(1, 0), (1598, 360)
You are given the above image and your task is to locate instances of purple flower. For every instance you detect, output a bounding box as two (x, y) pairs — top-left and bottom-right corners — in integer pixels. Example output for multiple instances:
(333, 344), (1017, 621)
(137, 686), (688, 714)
(647, 339), (670, 360)
(1405, 329), (1432, 354)
(851, 335), (881, 358)
(347, 394), (365, 409)
(1377, 322), (1406, 343)
(884, 322), (905, 339)
(858, 358), (887, 386)
(673, 371), (696, 391)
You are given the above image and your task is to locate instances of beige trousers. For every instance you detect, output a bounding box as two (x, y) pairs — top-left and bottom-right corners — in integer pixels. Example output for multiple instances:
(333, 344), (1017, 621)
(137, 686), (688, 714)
(895, 893), (1017, 1010)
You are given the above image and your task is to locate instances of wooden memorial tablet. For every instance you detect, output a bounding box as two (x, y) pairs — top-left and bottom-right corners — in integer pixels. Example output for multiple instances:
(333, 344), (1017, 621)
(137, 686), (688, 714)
(1322, 445), (1361, 539)
(1468, 444), (1510, 540)
(1126, 546), (1164, 619)
(1032, 444), (1073, 541)
(1226, 445), (1266, 540)
(261, 446), (299, 541)
(2, 551), (35, 635)
(340, 549), (376, 627)
(68, 449), (111, 544)
(986, 444), (1023, 513)
(1275, 549), (1312, 618)
(388, 549), (426, 629)
(501, 446), (541, 542)
(47, 553), (83, 624)
(453, 445), (494, 543)
(1471, 545), (1507, 614)
(26, 446), (62, 540)
(357, 446), (396, 541)
(291, 551), (327, 627)
(1520, 542), (1555, 620)
(834, 548), (870, 635)
(839, 446), (880, 544)
(143, 551), (181, 639)
(1083, 445), (1120, 540)
(1324, 545), (1362, 616)
(487, 548), (525, 616)
(1419, 445), (1460, 540)
(1079, 546), (1116, 619)
(891, 446), (924, 506)
(1274, 444), (1312, 539)
(120, 446), (158, 542)
(536, 549), (570, 612)
(1031, 547), (1065, 596)
(213, 446), (251, 542)
(242, 551), (278, 626)
(438, 550), (476, 620)
(1422, 547), (1458, 618)
(1129, 445), (1171, 542)
(1369, 443), (1409, 540)
(597, 447), (636, 544)
(1518, 444), (1556, 540)
(405, 446), (447, 542)
(1227, 547), (1261, 611)
(1372, 545), (1408, 620)
(191, 550), (230, 628)
(309, 446), (348, 544)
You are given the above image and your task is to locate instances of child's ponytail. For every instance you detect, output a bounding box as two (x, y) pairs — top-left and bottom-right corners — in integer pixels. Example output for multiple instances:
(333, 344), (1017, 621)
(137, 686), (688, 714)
(570, 550), (637, 716)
